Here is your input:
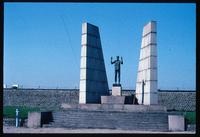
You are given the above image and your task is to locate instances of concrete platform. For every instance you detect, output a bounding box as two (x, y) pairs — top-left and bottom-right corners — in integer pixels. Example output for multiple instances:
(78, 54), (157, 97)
(61, 103), (167, 112)
(3, 126), (195, 134)
(112, 85), (122, 96)
(168, 115), (185, 131)
(101, 96), (125, 104)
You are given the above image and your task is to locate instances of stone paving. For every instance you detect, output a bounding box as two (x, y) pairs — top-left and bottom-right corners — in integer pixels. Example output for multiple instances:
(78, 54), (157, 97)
(3, 126), (195, 134)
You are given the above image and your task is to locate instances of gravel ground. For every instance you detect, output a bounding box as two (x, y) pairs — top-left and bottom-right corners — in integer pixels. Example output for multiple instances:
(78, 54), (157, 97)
(3, 126), (195, 134)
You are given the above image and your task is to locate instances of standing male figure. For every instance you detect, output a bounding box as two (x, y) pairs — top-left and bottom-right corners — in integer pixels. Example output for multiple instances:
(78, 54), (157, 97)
(111, 56), (123, 84)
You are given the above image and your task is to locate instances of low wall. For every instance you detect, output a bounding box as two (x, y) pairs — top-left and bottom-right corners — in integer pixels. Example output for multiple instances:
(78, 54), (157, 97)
(158, 91), (196, 111)
(3, 89), (196, 111)
(3, 89), (79, 110)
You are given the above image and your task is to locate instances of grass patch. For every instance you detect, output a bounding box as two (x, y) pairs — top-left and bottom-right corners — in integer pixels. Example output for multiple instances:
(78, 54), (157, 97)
(3, 106), (40, 119)
(183, 111), (196, 124)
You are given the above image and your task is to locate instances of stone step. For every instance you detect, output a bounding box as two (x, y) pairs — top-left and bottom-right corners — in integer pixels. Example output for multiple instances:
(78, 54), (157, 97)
(46, 119), (168, 128)
(48, 123), (167, 127)
(53, 111), (169, 116)
(53, 110), (169, 115)
(53, 114), (168, 119)
(53, 117), (167, 122)
(52, 118), (167, 124)
(42, 110), (170, 131)
(52, 113), (168, 120)
(52, 115), (168, 122)
(61, 104), (167, 112)
(47, 124), (168, 131)
(42, 122), (54, 128)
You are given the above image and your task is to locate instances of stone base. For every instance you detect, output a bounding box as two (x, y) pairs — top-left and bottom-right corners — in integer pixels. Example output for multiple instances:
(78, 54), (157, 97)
(101, 96), (125, 104)
(61, 103), (167, 112)
(168, 115), (185, 131)
(113, 83), (121, 86)
(135, 92), (158, 105)
(112, 85), (122, 96)
(27, 112), (41, 128)
(48, 109), (169, 131)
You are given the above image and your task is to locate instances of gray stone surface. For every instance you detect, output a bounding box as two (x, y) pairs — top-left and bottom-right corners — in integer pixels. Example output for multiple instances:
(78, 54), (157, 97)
(3, 89), (196, 111)
(101, 96), (125, 104)
(27, 112), (41, 128)
(3, 89), (79, 110)
(135, 21), (158, 105)
(3, 118), (15, 126)
(79, 22), (109, 104)
(168, 115), (185, 131)
(187, 124), (196, 131)
(45, 110), (169, 131)
(3, 126), (196, 133)
(112, 86), (122, 96)
(61, 104), (166, 112)
(158, 91), (196, 111)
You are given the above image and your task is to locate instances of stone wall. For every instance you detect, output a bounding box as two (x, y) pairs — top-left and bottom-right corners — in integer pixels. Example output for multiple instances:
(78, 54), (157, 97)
(158, 91), (196, 111)
(3, 89), (196, 111)
(3, 89), (79, 110)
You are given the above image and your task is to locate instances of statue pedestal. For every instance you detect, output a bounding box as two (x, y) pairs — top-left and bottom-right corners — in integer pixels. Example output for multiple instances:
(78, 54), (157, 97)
(112, 84), (122, 96)
(101, 84), (124, 104)
(101, 96), (125, 104)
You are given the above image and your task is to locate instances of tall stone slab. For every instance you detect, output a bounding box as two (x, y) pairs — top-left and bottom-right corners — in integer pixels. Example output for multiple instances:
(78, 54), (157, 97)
(79, 22), (109, 104)
(135, 21), (158, 105)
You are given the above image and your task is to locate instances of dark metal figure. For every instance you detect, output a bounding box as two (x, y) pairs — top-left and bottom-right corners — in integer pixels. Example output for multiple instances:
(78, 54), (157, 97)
(111, 56), (123, 84)
(142, 80), (145, 104)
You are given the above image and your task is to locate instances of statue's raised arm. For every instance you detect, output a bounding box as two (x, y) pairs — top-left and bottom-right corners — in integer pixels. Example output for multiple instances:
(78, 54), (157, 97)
(111, 57), (115, 64)
(121, 57), (123, 64)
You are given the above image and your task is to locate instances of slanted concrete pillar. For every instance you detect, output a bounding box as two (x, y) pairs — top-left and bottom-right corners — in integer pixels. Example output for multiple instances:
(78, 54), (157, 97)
(135, 21), (158, 105)
(79, 22), (109, 104)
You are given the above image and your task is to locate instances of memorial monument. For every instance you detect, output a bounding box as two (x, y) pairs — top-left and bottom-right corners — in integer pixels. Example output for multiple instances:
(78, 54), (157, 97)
(135, 21), (158, 105)
(31, 21), (184, 132)
(79, 22), (109, 104)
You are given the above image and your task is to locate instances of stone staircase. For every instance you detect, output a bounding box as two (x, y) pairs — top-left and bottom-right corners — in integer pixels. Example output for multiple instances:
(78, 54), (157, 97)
(43, 109), (170, 131)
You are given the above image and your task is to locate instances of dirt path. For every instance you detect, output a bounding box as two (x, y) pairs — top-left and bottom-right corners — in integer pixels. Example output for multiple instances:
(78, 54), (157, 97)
(3, 126), (195, 134)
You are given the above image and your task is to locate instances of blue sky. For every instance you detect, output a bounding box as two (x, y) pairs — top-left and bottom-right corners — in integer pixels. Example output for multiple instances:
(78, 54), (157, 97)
(4, 3), (196, 90)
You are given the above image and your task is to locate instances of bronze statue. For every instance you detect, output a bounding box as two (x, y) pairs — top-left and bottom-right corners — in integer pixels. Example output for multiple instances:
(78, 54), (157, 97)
(111, 56), (123, 84)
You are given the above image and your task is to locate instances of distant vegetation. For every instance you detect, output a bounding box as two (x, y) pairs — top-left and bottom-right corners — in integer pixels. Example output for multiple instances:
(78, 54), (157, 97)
(3, 106), (40, 119)
(184, 111), (196, 124)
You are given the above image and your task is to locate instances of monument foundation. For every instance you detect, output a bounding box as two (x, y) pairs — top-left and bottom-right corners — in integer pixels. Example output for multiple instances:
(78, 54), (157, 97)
(112, 84), (122, 96)
(101, 84), (124, 104)
(44, 21), (185, 132)
(101, 96), (125, 104)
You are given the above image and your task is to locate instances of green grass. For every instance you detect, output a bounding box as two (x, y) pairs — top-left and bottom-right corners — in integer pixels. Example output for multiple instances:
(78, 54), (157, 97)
(3, 106), (40, 119)
(183, 111), (196, 124)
